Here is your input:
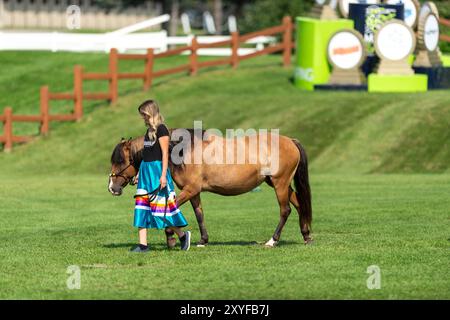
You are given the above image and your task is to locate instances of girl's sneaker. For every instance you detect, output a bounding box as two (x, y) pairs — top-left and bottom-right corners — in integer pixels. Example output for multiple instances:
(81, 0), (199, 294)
(180, 231), (191, 251)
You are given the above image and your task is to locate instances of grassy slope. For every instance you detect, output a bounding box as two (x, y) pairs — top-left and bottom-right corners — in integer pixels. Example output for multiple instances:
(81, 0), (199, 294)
(0, 52), (449, 175)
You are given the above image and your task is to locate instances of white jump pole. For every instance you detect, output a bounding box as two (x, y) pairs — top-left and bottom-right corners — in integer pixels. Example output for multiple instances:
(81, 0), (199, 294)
(108, 14), (171, 36)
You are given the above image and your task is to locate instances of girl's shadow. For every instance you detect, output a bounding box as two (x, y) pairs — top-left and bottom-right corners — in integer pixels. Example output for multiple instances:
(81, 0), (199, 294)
(103, 243), (169, 251)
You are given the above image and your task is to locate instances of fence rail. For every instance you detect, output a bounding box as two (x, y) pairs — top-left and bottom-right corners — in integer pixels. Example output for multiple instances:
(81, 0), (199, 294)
(440, 18), (450, 43)
(0, 16), (289, 152)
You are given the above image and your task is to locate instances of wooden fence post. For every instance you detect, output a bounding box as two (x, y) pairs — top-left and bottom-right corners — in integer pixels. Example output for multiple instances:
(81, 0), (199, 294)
(282, 16), (292, 67)
(144, 48), (154, 90)
(74, 65), (83, 121)
(4, 107), (13, 152)
(190, 37), (198, 76)
(39, 86), (50, 135)
(109, 48), (119, 104)
(231, 31), (239, 69)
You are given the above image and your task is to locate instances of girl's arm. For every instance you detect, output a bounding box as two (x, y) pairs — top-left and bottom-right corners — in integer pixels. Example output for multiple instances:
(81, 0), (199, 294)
(159, 135), (169, 189)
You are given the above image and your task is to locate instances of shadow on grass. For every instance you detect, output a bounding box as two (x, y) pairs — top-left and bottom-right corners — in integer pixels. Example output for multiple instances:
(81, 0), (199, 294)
(206, 240), (298, 246)
(103, 242), (177, 252)
(103, 239), (299, 249)
(103, 243), (135, 249)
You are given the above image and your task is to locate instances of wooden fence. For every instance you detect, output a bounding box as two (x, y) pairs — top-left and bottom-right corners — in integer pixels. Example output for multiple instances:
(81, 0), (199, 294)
(440, 18), (450, 43)
(0, 16), (294, 152)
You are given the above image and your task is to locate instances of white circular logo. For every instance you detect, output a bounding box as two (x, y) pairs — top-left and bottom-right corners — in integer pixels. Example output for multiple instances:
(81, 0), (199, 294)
(424, 14), (439, 51)
(376, 21), (414, 61)
(328, 31), (364, 69)
(386, 0), (418, 28)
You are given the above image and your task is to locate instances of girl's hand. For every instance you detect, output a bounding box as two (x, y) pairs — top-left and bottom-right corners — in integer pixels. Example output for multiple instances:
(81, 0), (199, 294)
(160, 175), (167, 189)
(133, 172), (139, 185)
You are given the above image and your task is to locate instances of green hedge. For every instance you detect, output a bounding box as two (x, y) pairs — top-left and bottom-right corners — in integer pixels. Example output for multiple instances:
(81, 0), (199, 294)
(238, 0), (314, 34)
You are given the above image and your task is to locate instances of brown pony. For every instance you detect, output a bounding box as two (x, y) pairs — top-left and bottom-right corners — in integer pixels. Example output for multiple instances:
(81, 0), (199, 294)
(108, 129), (312, 247)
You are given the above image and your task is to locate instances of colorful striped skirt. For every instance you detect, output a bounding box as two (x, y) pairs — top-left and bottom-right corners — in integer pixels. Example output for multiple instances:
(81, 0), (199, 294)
(133, 160), (187, 230)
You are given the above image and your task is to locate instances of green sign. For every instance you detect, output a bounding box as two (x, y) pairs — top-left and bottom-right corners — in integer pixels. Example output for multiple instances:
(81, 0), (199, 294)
(294, 17), (354, 91)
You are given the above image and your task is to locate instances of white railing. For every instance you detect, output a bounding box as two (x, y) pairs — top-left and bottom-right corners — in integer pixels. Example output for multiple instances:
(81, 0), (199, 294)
(107, 14), (169, 36)
(0, 30), (169, 53)
(0, 14), (170, 53)
(0, 31), (275, 55)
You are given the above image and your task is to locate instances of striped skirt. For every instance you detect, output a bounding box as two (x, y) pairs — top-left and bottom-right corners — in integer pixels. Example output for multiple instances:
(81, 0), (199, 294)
(133, 160), (187, 230)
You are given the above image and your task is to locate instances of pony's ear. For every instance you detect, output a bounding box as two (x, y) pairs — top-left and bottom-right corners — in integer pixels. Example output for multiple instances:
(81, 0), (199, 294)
(121, 137), (126, 143)
(128, 137), (132, 141)
(123, 139), (133, 149)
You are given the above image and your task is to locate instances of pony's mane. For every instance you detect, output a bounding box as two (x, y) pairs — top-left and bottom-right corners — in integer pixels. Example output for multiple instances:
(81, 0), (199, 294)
(110, 143), (125, 164)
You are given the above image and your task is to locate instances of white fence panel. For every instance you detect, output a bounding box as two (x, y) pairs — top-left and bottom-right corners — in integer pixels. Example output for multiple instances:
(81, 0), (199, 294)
(0, 30), (168, 52)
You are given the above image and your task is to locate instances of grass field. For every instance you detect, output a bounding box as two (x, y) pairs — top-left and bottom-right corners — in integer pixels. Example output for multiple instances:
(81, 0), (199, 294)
(0, 174), (449, 299)
(0, 51), (449, 299)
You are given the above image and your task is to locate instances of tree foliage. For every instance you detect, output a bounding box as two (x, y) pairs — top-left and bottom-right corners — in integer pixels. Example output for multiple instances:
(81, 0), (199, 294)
(237, 0), (314, 33)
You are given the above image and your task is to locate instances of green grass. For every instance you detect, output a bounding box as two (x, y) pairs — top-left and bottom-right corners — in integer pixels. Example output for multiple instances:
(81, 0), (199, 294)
(0, 51), (449, 299)
(0, 174), (448, 299)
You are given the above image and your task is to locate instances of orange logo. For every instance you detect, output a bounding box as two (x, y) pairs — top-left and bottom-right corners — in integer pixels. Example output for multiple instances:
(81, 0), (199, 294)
(332, 46), (360, 55)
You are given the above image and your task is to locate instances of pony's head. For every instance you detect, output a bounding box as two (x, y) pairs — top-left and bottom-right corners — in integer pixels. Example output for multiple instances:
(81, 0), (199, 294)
(108, 137), (139, 196)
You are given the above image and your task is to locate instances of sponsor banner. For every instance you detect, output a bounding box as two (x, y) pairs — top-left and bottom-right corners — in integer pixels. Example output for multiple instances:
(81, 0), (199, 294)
(349, 3), (404, 55)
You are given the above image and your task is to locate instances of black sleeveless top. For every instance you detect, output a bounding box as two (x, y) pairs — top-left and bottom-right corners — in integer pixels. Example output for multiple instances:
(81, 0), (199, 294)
(142, 124), (170, 162)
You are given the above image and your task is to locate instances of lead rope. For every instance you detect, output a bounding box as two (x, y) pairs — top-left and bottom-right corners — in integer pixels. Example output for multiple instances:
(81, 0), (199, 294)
(147, 184), (169, 227)
(163, 186), (169, 227)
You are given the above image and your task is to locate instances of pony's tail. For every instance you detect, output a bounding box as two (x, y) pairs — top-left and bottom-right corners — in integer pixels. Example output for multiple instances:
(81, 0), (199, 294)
(292, 139), (312, 240)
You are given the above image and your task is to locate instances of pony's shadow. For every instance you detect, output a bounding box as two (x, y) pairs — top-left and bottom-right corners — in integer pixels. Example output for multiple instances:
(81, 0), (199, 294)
(203, 240), (298, 246)
(103, 240), (298, 249)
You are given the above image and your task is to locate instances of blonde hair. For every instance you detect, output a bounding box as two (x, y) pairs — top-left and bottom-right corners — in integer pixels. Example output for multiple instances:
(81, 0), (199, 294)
(137, 100), (165, 141)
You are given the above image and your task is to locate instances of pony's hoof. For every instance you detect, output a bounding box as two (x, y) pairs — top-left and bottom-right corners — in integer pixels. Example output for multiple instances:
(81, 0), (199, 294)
(304, 238), (314, 245)
(197, 239), (208, 248)
(167, 238), (177, 249)
(264, 238), (278, 248)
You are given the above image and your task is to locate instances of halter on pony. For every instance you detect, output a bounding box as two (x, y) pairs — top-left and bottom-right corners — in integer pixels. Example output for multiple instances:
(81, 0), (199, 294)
(109, 138), (138, 185)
